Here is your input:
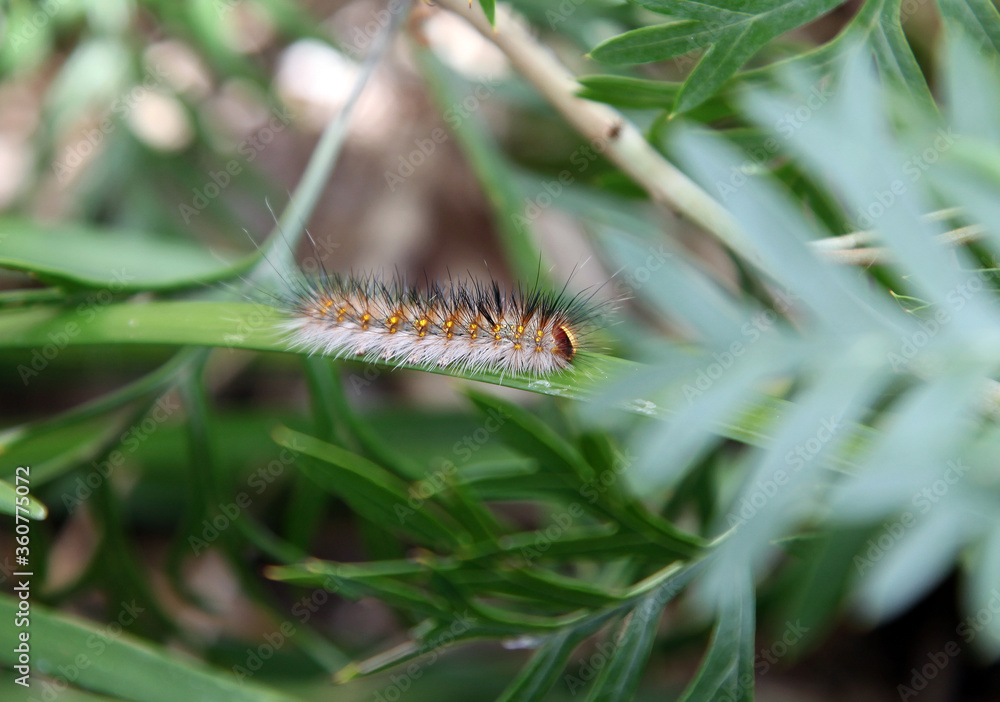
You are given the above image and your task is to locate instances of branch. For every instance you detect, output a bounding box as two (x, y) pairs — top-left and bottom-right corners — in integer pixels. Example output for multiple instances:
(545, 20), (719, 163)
(811, 224), (987, 266)
(428, 0), (771, 277)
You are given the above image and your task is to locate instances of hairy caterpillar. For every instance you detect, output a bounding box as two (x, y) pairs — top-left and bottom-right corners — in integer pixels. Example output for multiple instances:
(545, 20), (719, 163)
(268, 267), (602, 376)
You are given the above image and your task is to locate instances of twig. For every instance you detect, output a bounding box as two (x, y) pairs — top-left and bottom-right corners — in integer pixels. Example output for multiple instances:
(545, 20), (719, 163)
(810, 210), (977, 252)
(812, 224), (987, 266)
(428, 0), (770, 278)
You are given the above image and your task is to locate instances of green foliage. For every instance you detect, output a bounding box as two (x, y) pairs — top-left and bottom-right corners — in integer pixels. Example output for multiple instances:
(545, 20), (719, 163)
(590, 0), (846, 113)
(0, 596), (298, 702)
(3, 0), (1000, 700)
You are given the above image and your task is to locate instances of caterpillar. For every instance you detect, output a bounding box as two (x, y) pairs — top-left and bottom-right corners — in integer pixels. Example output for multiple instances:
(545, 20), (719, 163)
(269, 268), (602, 377)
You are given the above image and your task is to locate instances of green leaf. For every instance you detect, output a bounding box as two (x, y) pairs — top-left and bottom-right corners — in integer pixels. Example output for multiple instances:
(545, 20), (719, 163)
(678, 574), (756, 702)
(941, 22), (1000, 145)
(462, 526), (679, 563)
(0, 595), (300, 702)
(465, 389), (703, 557)
(498, 618), (612, 702)
(266, 560), (453, 618)
(938, 0), (1000, 56)
(0, 299), (877, 472)
(855, 505), (976, 623)
(584, 594), (666, 702)
(577, 75), (680, 108)
(0, 220), (252, 291)
(0, 476), (47, 519)
(963, 521), (1000, 659)
(0, 300), (612, 398)
(270, 425), (463, 549)
(499, 568), (623, 609)
(590, 0), (846, 113)
(478, 0), (496, 25)
(465, 389), (596, 484)
(869, 0), (936, 112)
(590, 20), (706, 65)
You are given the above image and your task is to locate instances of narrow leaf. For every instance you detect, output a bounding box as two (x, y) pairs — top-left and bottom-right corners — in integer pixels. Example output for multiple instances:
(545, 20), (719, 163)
(678, 574), (756, 702)
(0, 595), (299, 702)
(0, 477), (47, 520)
(271, 425), (463, 549)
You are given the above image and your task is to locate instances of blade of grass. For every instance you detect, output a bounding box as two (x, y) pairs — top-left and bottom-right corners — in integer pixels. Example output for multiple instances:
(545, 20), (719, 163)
(0, 300), (877, 466)
(0, 476), (47, 519)
(0, 595), (302, 702)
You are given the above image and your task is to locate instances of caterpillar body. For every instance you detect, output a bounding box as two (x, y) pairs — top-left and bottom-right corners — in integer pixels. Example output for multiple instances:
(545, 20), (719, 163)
(273, 270), (600, 376)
